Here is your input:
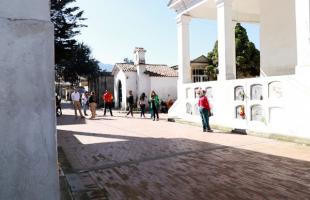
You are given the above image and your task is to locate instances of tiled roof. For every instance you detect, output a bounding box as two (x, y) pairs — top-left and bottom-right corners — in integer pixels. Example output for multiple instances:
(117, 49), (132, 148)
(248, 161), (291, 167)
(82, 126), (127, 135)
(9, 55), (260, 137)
(168, 0), (179, 6)
(114, 63), (137, 72)
(113, 63), (178, 77)
(170, 55), (209, 70)
(191, 55), (208, 63)
(145, 64), (178, 77)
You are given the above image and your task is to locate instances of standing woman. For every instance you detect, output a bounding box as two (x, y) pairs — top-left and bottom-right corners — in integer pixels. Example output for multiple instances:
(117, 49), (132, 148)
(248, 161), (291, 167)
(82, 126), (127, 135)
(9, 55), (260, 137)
(89, 91), (97, 119)
(198, 90), (213, 132)
(82, 92), (89, 116)
(139, 93), (147, 118)
(126, 90), (134, 117)
(150, 91), (160, 121)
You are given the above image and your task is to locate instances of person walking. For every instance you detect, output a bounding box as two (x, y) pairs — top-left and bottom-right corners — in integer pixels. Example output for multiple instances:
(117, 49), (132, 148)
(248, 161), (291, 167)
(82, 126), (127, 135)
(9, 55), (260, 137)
(139, 93), (147, 118)
(150, 91), (160, 121)
(198, 90), (213, 132)
(82, 92), (89, 116)
(56, 94), (62, 117)
(88, 91), (97, 119)
(103, 90), (113, 116)
(71, 89), (84, 119)
(126, 90), (134, 117)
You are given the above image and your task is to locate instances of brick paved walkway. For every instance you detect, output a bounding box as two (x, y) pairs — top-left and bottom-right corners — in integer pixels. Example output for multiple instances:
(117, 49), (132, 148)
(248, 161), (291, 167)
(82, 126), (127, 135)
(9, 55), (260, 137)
(57, 107), (310, 200)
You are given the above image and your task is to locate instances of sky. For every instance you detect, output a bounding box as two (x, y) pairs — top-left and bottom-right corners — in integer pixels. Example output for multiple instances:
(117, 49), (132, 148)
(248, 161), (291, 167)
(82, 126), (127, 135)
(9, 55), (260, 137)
(72, 0), (259, 66)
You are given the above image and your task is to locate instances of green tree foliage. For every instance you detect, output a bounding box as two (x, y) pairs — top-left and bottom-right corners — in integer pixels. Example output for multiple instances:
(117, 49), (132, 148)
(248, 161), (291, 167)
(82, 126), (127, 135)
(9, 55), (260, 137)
(206, 23), (260, 79)
(62, 43), (100, 84)
(206, 41), (218, 80)
(51, 0), (100, 85)
(235, 23), (260, 78)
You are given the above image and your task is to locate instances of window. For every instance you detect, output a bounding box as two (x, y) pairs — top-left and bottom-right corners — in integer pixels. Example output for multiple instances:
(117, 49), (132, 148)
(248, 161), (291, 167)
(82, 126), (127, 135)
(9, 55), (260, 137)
(192, 66), (208, 83)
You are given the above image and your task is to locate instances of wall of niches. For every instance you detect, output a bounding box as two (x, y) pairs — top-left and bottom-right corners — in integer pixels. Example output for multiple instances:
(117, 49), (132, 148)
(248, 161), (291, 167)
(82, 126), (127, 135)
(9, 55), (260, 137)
(184, 79), (284, 127)
(234, 81), (283, 124)
(185, 86), (214, 116)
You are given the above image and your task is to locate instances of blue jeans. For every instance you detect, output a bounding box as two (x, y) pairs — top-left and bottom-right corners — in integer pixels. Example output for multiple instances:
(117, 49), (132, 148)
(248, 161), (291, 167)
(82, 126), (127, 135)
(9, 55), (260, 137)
(199, 107), (210, 131)
(82, 103), (88, 115)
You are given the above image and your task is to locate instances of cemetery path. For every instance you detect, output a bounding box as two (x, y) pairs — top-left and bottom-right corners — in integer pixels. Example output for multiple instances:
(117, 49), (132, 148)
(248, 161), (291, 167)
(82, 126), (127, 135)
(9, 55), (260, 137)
(57, 107), (310, 200)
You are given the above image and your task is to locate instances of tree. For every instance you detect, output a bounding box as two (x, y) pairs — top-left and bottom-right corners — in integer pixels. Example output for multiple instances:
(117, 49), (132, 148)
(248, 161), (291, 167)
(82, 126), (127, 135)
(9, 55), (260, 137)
(206, 23), (260, 79)
(206, 41), (218, 80)
(123, 58), (134, 64)
(51, 0), (100, 85)
(235, 23), (260, 78)
(63, 43), (100, 83)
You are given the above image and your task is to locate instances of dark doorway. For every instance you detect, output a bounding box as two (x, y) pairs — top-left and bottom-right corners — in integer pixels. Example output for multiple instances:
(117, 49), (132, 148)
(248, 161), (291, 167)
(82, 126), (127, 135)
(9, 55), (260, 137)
(118, 81), (122, 108)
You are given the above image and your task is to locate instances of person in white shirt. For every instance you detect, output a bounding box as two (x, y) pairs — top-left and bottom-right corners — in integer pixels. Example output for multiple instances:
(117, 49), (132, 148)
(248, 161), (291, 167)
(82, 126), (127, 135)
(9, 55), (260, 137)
(82, 92), (89, 116)
(71, 89), (85, 119)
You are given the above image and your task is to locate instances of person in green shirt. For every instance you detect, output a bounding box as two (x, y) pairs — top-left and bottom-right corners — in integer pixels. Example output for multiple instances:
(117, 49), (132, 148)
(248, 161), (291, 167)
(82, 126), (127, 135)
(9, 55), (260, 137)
(150, 90), (160, 121)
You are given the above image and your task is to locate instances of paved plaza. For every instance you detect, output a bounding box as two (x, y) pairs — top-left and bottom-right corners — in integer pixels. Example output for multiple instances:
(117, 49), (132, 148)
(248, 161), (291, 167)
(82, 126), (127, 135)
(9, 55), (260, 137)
(57, 107), (310, 200)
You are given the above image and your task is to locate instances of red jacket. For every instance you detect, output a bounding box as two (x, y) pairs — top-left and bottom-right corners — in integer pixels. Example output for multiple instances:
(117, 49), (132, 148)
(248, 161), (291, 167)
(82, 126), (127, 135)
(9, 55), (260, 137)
(103, 92), (113, 103)
(198, 96), (210, 110)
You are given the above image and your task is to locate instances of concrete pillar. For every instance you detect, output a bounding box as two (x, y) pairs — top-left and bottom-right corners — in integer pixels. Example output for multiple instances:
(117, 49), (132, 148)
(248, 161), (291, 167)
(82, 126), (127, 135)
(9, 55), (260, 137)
(232, 21), (237, 78)
(0, 1), (59, 200)
(295, 0), (310, 77)
(177, 14), (191, 99)
(216, 0), (236, 80)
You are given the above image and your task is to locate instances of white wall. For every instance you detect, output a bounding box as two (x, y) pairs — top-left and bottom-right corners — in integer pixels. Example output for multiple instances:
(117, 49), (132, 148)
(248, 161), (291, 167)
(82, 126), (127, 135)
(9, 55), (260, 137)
(115, 68), (177, 108)
(150, 77), (178, 101)
(137, 65), (151, 98)
(114, 71), (137, 109)
(169, 75), (310, 139)
(114, 69), (127, 109)
(295, 0), (310, 77)
(0, 0), (59, 199)
(0, 0), (50, 21)
(125, 72), (138, 102)
(260, 0), (297, 76)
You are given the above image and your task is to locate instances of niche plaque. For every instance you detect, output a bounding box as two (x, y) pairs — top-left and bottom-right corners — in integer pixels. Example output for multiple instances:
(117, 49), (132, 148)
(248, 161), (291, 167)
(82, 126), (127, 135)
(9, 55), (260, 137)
(251, 84), (263, 100)
(269, 81), (283, 99)
(235, 86), (245, 101)
(251, 105), (264, 122)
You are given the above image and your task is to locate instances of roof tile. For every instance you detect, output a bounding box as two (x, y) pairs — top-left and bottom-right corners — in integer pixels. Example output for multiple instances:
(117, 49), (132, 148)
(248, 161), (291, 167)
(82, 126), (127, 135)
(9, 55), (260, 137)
(114, 63), (178, 77)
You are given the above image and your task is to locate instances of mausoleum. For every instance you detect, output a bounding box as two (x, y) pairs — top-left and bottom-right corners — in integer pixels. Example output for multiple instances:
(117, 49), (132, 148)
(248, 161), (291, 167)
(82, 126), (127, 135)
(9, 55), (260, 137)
(112, 47), (178, 109)
(168, 0), (310, 138)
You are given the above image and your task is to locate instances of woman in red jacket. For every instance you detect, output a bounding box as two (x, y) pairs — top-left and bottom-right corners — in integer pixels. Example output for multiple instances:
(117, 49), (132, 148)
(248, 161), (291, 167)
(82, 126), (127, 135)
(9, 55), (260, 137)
(198, 90), (213, 132)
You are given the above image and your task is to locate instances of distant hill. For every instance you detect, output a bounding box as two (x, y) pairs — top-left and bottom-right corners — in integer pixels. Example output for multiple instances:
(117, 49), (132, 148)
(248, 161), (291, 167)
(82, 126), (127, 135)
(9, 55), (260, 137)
(99, 62), (114, 72)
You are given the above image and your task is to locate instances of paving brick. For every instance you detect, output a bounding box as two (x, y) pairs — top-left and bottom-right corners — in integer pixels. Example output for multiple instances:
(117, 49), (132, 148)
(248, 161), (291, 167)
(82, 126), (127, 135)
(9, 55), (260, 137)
(57, 108), (310, 200)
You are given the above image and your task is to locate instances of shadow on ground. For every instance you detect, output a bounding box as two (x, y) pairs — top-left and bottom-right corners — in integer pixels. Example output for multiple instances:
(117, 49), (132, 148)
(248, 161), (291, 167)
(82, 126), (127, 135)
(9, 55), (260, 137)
(57, 114), (87, 126)
(57, 129), (310, 200)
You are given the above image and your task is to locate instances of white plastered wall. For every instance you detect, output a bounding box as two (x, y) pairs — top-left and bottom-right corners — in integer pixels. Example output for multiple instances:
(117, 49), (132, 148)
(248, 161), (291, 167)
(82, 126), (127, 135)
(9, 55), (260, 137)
(125, 72), (138, 105)
(260, 0), (297, 76)
(114, 70), (127, 109)
(0, 0), (59, 199)
(137, 65), (151, 98)
(169, 76), (310, 139)
(150, 77), (178, 101)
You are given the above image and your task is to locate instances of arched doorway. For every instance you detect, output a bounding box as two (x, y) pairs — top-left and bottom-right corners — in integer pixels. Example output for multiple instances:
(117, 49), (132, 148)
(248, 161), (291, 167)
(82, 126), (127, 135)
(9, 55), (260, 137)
(118, 80), (122, 108)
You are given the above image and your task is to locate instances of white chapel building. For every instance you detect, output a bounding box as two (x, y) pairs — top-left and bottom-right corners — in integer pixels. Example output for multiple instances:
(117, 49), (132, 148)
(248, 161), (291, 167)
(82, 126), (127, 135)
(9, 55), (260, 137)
(112, 47), (178, 109)
(168, 0), (310, 139)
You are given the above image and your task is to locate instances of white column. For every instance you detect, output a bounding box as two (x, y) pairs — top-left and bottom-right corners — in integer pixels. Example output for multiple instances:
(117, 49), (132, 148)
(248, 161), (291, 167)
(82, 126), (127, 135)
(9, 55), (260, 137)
(177, 15), (191, 98)
(216, 0), (236, 80)
(295, 0), (310, 77)
(232, 21), (237, 78)
(0, 1), (59, 199)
